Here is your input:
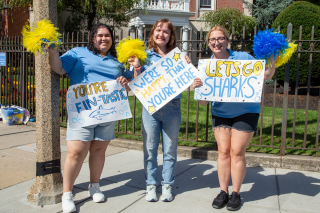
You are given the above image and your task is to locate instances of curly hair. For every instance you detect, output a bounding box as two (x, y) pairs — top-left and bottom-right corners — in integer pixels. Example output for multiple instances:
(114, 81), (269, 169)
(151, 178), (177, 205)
(148, 19), (176, 54)
(87, 23), (116, 57)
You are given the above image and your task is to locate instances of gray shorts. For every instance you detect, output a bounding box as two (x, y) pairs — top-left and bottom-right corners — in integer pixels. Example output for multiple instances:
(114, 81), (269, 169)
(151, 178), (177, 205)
(66, 121), (117, 141)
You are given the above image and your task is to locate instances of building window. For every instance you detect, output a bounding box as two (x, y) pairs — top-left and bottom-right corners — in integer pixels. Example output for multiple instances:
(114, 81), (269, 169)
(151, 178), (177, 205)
(151, 0), (159, 4)
(200, 0), (212, 9)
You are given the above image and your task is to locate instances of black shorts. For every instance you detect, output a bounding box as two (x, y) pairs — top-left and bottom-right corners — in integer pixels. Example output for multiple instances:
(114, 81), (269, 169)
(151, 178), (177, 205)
(212, 113), (259, 132)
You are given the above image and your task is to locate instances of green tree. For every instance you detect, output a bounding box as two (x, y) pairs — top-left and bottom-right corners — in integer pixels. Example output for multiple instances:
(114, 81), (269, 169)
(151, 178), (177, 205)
(294, 0), (320, 6)
(201, 7), (256, 37)
(1, 0), (147, 32)
(201, 7), (256, 52)
(271, 1), (320, 92)
(243, 0), (293, 30)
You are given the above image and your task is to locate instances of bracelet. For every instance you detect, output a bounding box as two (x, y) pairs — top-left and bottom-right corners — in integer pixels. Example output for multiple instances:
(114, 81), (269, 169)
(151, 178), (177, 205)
(134, 66), (141, 71)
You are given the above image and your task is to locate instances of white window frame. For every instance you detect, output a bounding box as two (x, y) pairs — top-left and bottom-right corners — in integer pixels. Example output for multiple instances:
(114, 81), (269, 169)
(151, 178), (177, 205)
(199, 0), (215, 10)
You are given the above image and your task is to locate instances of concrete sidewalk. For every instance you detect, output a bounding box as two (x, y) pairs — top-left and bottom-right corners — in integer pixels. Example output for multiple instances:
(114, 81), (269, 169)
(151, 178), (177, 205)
(1, 123), (320, 213)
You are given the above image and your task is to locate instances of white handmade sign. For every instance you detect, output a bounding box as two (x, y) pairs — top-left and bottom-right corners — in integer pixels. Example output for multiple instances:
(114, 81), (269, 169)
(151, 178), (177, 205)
(195, 59), (265, 102)
(67, 80), (132, 129)
(128, 47), (198, 114)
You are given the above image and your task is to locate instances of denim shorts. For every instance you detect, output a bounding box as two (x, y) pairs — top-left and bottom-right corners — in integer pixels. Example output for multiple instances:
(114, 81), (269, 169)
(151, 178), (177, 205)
(212, 113), (259, 132)
(66, 121), (117, 141)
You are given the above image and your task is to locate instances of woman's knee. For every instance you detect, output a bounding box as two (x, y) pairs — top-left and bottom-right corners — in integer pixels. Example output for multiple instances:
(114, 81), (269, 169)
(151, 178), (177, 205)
(67, 149), (87, 162)
(90, 146), (107, 157)
(230, 149), (246, 162)
(218, 148), (231, 160)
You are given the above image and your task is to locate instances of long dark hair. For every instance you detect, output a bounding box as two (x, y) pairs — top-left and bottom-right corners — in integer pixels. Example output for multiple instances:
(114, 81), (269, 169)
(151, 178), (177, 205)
(148, 19), (176, 53)
(87, 23), (116, 57)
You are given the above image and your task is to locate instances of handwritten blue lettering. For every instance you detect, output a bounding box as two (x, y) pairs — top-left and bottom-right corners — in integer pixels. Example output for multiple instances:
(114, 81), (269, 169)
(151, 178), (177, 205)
(245, 76), (256, 98)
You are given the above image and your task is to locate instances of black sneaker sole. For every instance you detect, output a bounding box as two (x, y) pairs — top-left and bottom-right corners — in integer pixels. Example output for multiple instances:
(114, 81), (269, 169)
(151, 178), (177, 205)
(226, 206), (241, 211)
(212, 203), (227, 209)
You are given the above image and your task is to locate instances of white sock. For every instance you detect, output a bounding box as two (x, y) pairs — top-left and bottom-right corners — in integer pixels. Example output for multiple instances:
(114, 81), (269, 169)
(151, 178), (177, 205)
(63, 191), (72, 196)
(91, 183), (100, 188)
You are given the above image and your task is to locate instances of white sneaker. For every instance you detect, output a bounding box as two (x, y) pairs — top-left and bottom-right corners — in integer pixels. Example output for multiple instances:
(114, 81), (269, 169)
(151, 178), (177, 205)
(88, 183), (105, 203)
(146, 185), (158, 202)
(62, 192), (76, 213)
(160, 184), (173, 202)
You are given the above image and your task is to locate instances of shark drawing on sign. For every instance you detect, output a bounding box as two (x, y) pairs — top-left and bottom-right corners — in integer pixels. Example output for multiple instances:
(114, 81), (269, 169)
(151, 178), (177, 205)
(89, 105), (117, 120)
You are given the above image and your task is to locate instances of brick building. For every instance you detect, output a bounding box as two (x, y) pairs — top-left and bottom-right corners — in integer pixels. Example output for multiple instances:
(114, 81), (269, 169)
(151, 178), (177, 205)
(1, 0), (252, 38)
(0, 6), (29, 37)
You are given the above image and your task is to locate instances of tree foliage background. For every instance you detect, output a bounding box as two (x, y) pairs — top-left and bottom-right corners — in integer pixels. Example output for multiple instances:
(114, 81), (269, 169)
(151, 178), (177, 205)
(271, 1), (320, 90)
(201, 7), (256, 52)
(201, 7), (256, 37)
(0, 0), (146, 32)
(242, 0), (294, 30)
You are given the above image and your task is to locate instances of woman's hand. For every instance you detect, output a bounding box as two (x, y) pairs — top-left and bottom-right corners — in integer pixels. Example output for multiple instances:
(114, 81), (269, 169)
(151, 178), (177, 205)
(128, 56), (142, 78)
(184, 55), (191, 64)
(128, 56), (141, 68)
(47, 45), (66, 74)
(264, 55), (276, 80)
(193, 77), (203, 89)
(116, 76), (129, 87)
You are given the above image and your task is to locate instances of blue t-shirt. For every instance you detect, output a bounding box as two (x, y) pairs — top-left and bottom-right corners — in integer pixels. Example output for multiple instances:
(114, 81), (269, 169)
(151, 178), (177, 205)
(140, 49), (182, 99)
(60, 47), (131, 86)
(210, 49), (260, 118)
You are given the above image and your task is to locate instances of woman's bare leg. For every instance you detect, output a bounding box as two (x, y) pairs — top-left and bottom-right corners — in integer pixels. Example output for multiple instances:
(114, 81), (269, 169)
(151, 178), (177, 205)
(230, 129), (254, 193)
(63, 140), (91, 193)
(89, 140), (110, 184)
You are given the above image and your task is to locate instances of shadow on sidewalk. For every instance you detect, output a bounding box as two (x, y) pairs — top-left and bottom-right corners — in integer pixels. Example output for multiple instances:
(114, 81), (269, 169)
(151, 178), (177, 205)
(73, 160), (320, 205)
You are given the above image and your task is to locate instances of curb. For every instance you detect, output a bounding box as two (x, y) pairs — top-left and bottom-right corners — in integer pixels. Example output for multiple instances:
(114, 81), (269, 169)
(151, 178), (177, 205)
(26, 122), (320, 173)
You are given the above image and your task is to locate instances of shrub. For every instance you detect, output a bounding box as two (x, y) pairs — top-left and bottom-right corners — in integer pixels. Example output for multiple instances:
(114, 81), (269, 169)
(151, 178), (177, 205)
(271, 1), (320, 91)
(201, 8), (256, 52)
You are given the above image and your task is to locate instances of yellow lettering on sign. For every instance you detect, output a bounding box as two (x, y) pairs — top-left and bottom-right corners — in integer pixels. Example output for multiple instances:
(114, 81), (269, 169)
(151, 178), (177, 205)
(216, 60), (223, 77)
(243, 62), (252, 77)
(101, 81), (108, 92)
(73, 87), (79, 99)
(79, 85), (86, 97)
(254, 61), (263, 76)
(224, 61), (233, 77)
(141, 89), (150, 99)
(232, 61), (241, 77)
(206, 61), (215, 77)
(85, 84), (93, 95)
(93, 82), (101, 94)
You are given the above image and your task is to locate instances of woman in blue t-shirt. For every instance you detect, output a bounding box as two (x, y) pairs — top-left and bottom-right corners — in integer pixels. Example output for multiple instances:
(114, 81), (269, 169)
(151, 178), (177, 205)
(128, 19), (191, 202)
(48, 23), (130, 213)
(193, 26), (276, 211)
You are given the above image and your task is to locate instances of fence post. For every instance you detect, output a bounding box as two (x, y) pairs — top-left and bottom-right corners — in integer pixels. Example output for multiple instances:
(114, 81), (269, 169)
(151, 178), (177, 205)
(280, 23), (293, 155)
(20, 51), (26, 108)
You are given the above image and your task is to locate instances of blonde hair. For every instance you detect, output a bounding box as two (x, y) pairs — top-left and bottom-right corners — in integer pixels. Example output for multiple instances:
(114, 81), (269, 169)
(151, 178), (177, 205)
(206, 26), (230, 44)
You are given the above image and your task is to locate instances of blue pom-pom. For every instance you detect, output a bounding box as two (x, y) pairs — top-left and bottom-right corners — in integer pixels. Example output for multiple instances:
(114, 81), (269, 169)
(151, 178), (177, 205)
(253, 29), (289, 60)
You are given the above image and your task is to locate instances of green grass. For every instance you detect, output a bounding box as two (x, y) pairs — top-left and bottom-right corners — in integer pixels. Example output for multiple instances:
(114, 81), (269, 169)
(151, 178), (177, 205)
(113, 90), (320, 156)
(58, 90), (320, 156)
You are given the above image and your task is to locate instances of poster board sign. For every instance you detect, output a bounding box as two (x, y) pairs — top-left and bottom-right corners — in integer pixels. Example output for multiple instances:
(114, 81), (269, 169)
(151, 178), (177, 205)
(195, 59), (265, 102)
(67, 80), (132, 129)
(128, 47), (198, 114)
(0, 53), (6, 66)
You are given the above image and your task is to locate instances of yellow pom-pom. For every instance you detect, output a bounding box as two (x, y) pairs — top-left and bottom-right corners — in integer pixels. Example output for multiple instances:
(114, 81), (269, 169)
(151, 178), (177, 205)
(116, 37), (147, 69)
(22, 19), (62, 55)
(272, 42), (298, 68)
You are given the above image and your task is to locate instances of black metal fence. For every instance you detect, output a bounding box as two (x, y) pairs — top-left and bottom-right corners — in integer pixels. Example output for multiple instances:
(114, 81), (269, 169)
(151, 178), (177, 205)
(1, 24), (319, 155)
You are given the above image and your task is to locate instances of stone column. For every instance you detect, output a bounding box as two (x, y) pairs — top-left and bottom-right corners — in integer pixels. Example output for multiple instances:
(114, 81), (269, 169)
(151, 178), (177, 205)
(27, 0), (63, 206)
(136, 24), (145, 40)
(129, 26), (136, 38)
(182, 26), (191, 58)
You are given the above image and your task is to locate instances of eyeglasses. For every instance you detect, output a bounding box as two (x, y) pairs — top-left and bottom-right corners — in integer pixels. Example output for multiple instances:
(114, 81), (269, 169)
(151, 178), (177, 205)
(208, 37), (226, 43)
